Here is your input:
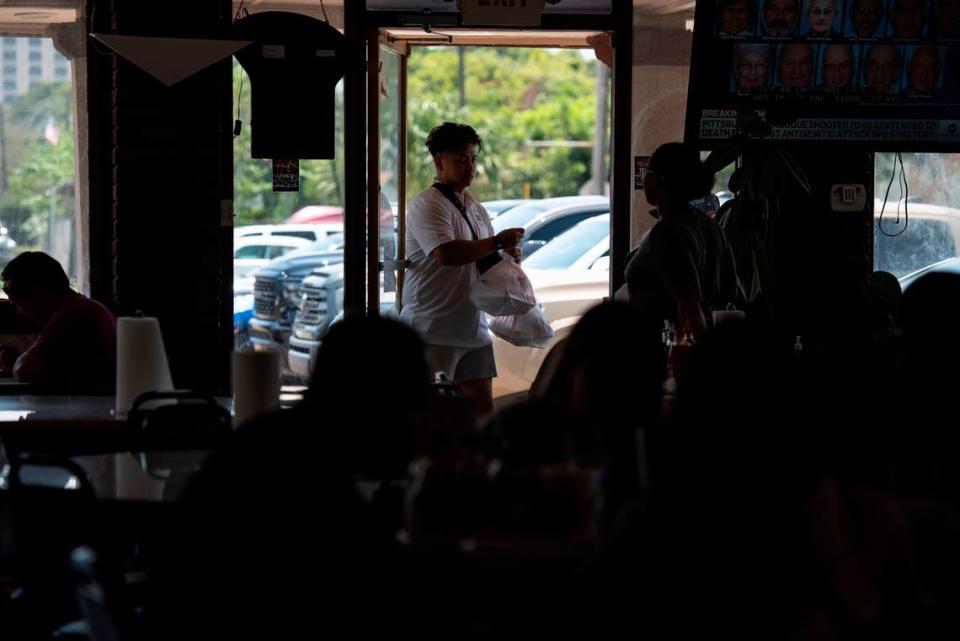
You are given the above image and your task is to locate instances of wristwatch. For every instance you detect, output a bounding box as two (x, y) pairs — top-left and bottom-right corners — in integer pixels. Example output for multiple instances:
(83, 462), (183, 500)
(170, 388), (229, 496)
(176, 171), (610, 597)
(493, 236), (504, 251)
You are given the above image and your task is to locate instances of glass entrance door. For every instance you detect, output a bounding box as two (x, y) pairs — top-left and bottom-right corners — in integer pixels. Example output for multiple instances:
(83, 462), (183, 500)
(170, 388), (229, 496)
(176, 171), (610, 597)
(380, 46), (404, 315)
(368, 41), (407, 317)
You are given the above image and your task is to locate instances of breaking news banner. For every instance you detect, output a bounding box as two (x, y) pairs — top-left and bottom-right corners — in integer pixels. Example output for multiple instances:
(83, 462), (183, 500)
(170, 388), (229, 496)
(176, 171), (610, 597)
(686, 0), (960, 150)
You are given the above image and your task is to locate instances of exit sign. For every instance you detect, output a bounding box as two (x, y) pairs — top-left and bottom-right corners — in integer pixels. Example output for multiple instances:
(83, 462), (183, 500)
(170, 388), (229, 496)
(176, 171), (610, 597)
(460, 0), (547, 26)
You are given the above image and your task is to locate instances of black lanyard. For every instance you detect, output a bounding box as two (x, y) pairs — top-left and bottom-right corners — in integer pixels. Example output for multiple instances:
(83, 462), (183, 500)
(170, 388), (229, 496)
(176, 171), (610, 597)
(432, 182), (501, 274)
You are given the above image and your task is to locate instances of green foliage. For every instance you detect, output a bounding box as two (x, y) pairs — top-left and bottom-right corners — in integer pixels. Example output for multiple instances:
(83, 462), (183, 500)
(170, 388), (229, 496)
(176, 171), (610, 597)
(7, 80), (73, 137)
(0, 81), (75, 247)
(406, 47), (599, 201)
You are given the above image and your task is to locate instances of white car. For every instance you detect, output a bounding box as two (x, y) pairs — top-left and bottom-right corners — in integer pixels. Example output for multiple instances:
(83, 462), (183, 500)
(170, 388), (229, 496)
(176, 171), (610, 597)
(234, 223), (343, 243)
(492, 214), (610, 398)
(492, 195), (609, 260)
(234, 235), (313, 278)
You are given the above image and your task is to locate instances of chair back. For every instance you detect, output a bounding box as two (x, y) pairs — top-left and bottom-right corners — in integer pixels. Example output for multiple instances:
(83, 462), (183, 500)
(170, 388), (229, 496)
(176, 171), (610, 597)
(70, 545), (135, 641)
(3, 454), (98, 635)
(125, 390), (231, 501)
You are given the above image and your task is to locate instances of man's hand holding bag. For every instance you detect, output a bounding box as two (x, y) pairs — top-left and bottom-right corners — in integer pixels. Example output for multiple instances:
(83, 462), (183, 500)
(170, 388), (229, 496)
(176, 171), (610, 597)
(470, 255), (537, 316)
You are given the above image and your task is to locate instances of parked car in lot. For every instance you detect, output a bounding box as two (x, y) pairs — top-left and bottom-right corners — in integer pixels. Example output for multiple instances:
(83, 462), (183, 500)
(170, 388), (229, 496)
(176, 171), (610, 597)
(234, 277), (255, 350)
(898, 256), (960, 291)
(492, 214), (611, 397)
(287, 264), (399, 379)
(521, 214), (609, 271)
(287, 263), (345, 379)
(482, 198), (528, 220)
(235, 223), (343, 244)
(234, 235), (313, 278)
(492, 195), (609, 260)
(874, 200), (960, 278)
(248, 243), (344, 373)
(286, 205), (344, 225)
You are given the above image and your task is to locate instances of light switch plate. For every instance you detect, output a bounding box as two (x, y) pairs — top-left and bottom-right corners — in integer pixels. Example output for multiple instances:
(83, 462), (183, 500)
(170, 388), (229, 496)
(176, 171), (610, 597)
(830, 183), (867, 212)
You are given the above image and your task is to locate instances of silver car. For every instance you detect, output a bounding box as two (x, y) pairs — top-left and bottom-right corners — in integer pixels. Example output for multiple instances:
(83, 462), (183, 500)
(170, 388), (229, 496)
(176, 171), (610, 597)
(492, 214), (610, 398)
(492, 195), (609, 260)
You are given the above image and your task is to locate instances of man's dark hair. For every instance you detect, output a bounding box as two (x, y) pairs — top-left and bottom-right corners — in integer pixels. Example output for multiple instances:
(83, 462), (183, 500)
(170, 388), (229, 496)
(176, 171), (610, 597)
(425, 122), (482, 156)
(2, 251), (70, 296)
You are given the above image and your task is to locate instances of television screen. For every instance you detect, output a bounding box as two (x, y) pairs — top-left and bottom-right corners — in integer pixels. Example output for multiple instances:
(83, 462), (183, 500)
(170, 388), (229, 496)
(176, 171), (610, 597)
(685, 0), (960, 149)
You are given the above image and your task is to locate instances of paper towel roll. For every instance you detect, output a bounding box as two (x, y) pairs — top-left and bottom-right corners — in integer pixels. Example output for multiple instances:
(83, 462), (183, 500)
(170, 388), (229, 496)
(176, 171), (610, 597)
(115, 317), (174, 416)
(232, 350), (281, 427)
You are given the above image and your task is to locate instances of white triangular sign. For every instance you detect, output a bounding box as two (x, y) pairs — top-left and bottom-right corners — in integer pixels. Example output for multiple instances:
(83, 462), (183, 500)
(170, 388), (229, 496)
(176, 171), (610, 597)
(92, 34), (252, 86)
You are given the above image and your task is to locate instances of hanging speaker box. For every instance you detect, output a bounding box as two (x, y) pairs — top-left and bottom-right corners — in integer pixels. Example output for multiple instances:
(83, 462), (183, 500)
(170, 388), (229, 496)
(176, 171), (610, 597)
(232, 12), (347, 160)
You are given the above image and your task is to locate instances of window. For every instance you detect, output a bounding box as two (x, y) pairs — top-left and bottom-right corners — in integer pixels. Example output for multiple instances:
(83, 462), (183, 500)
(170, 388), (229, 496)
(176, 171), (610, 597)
(529, 209), (607, 242)
(874, 153), (960, 280)
(492, 202), (551, 233)
(274, 230), (316, 241)
(875, 215), (957, 278)
(0, 37), (80, 289)
(235, 245), (266, 259)
(268, 246), (295, 259)
(55, 67), (68, 78)
(524, 215), (610, 270)
(590, 250), (610, 271)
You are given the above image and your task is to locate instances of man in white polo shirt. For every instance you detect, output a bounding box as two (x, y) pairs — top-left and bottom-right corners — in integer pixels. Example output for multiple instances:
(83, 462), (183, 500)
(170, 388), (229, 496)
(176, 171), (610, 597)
(401, 122), (524, 420)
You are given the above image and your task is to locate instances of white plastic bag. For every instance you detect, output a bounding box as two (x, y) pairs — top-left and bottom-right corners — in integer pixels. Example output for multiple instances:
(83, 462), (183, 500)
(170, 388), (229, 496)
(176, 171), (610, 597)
(489, 306), (555, 348)
(470, 256), (537, 316)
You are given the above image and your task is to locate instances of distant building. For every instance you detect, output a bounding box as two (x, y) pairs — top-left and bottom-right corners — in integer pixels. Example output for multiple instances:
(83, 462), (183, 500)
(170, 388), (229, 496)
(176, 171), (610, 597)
(0, 36), (70, 104)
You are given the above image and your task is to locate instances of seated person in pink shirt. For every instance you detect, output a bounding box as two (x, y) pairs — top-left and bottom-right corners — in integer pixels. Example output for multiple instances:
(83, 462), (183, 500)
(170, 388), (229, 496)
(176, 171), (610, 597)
(0, 252), (116, 391)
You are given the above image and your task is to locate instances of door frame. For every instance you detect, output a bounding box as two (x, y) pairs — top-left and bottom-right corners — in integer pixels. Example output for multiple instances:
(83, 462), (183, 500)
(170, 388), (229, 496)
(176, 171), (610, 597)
(346, 2), (633, 318)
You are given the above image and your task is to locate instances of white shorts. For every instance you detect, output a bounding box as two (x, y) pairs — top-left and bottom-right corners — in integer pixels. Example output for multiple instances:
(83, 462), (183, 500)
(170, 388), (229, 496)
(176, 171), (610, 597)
(425, 343), (497, 382)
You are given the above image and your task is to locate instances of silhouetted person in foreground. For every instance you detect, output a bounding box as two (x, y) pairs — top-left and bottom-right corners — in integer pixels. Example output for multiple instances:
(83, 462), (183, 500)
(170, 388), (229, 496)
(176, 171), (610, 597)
(0, 251), (115, 392)
(486, 302), (664, 517)
(896, 272), (960, 481)
(579, 320), (916, 640)
(479, 302), (665, 637)
(893, 273), (960, 637)
(540, 302), (665, 520)
(146, 316), (432, 640)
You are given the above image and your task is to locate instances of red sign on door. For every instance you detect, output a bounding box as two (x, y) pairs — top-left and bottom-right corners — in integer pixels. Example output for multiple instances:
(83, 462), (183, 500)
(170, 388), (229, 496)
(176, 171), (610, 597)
(272, 158), (300, 192)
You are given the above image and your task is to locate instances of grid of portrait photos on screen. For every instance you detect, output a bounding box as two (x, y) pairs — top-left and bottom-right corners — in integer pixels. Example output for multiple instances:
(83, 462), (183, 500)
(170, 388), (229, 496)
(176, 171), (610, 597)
(719, 0), (957, 96)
